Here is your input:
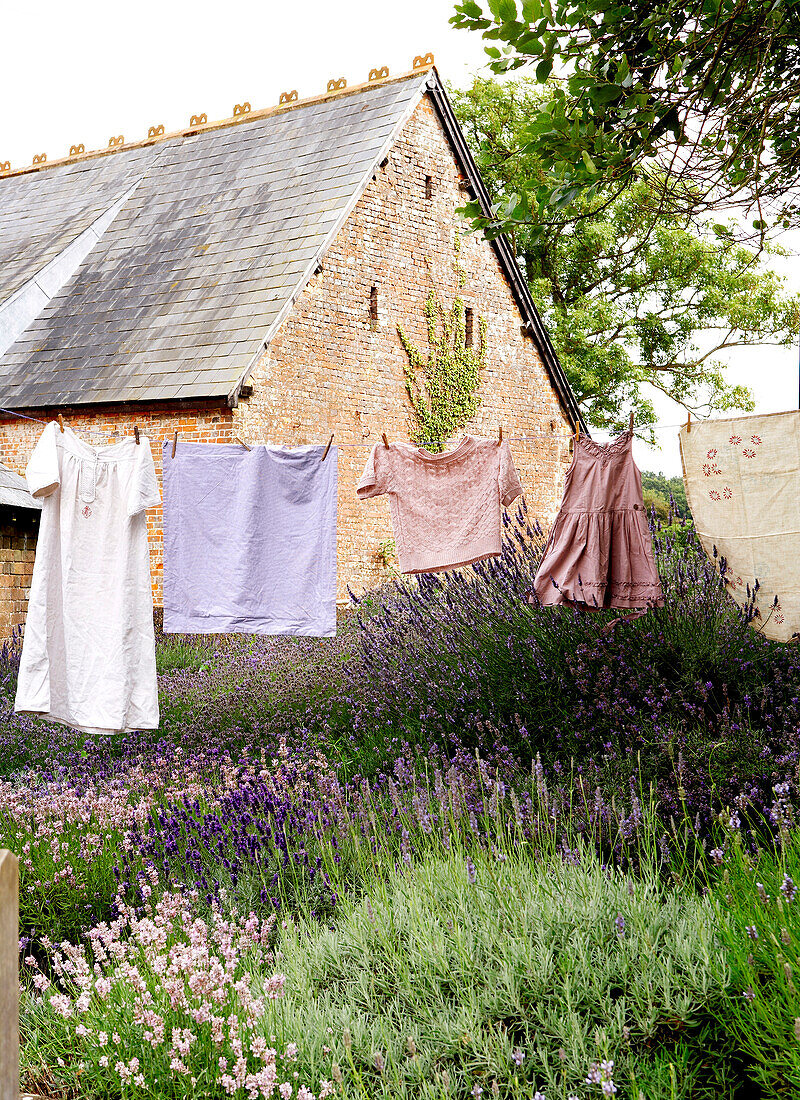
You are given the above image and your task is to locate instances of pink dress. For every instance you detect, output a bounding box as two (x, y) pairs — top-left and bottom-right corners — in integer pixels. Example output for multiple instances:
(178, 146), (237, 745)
(534, 430), (663, 610)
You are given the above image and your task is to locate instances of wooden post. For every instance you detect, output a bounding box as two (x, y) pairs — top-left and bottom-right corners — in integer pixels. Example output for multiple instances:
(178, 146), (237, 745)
(0, 850), (18, 1100)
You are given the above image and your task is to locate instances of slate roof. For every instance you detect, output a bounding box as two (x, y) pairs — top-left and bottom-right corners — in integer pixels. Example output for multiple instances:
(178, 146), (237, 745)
(0, 74), (429, 408)
(0, 68), (584, 429)
(0, 461), (40, 510)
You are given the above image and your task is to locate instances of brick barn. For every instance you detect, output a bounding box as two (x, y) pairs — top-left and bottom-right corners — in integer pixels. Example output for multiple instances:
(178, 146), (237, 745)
(0, 59), (583, 636)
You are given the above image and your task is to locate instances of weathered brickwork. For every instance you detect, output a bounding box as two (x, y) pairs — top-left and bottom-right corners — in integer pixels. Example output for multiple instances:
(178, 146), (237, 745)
(0, 510), (39, 633)
(236, 95), (572, 597)
(0, 91), (572, 634)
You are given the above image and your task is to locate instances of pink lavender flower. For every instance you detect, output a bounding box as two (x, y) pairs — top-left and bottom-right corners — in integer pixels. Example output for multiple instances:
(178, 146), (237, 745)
(745, 925), (759, 940)
(512, 1047), (524, 1066)
(743, 986), (756, 1001)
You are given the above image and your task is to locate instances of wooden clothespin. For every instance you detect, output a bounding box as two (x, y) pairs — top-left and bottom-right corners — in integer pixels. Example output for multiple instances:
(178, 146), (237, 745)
(321, 433), (334, 462)
(57, 414), (64, 433)
(382, 433), (389, 448)
(134, 425), (140, 445)
(686, 411), (691, 433)
(171, 430), (178, 458)
(576, 418), (580, 441)
(235, 436), (251, 451)
(628, 411), (634, 433)
(498, 425), (503, 446)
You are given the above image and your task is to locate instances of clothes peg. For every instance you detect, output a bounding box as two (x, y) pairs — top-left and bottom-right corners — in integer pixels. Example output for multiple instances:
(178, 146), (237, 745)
(498, 425), (503, 446)
(57, 414), (64, 433)
(321, 433), (334, 462)
(628, 411), (634, 433)
(172, 430), (178, 458)
(686, 411), (691, 433)
(134, 426), (140, 445)
(382, 433), (389, 448)
(235, 436), (251, 451)
(576, 419), (580, 442)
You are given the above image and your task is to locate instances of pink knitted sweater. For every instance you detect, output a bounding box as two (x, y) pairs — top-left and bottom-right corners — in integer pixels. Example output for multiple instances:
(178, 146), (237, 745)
(357, 435), (523, 574)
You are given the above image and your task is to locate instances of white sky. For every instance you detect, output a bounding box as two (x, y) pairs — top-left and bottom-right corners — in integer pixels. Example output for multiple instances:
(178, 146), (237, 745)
(2, 0), (797, 477)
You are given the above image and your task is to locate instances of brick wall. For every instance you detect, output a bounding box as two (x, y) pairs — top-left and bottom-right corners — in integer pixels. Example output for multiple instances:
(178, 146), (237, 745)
(0, 91), (573, 633)
(236, 94), (572, 598)
(0, 509), (39, 634)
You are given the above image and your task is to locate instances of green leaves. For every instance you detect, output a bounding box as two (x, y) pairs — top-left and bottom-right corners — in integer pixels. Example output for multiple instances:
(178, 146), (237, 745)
(449, 76), (800, 435)
(456, 0), (485, 14)
(487, 0), (518, 20)
(450, 0), (800, 235)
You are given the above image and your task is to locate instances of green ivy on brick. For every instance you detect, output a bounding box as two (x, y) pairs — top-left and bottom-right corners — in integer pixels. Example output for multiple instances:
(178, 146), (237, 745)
(398, 240), (487, 453)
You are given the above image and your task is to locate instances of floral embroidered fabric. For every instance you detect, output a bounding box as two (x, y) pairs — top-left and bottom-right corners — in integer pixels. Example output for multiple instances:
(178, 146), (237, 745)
(533, 429), (664, 610)
(680, 411), (800, 641)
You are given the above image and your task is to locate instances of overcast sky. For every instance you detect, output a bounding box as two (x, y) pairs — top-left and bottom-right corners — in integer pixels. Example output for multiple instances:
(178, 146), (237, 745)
(2, 0), (798, 476)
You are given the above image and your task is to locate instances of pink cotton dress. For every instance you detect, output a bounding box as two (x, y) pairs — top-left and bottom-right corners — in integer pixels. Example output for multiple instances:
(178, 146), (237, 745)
(533, 429), (663, 610)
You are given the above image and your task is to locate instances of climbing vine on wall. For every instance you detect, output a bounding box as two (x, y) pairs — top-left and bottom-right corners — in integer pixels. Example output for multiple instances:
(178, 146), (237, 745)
(397, 240), (487, 452)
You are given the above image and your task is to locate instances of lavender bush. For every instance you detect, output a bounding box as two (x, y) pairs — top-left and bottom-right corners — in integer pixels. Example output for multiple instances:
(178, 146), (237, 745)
(322, 503), (800, 835)
(24, 844), (738, 1100)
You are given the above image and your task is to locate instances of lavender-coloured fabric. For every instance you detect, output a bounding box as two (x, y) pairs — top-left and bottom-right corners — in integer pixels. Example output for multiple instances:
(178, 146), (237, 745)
(534, 429), (663, 610)
(163, 442), (337, 636)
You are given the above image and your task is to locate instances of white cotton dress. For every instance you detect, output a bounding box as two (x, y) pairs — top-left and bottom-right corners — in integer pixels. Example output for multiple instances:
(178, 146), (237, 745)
(15, 422), (161, 735)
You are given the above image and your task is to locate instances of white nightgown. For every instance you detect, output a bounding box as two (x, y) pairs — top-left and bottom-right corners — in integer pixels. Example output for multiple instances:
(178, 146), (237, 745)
(15, 422), (161, 735)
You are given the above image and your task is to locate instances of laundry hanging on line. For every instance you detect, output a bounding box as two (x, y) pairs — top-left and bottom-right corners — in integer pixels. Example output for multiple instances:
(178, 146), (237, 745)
(533, 427), (664, 613)
(163, 440), (338, 637)
(357, 434), (523, 574)
(680, 410), (800, 643)
(14, 421), (161, 736)
(7, 416), (677, 742)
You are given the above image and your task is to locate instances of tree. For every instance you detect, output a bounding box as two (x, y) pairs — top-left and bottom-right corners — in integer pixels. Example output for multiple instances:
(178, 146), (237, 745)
(451, 0), (800, 244)
(451, 77), (800, 434)
(640, 470), (688, 518)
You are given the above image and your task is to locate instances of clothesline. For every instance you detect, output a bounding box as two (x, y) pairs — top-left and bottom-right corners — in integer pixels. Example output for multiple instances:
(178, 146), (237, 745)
(0, 404), (692, 450)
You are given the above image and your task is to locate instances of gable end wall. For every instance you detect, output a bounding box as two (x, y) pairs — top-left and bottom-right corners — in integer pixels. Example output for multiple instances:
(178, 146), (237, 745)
(234, 94), (572, 598)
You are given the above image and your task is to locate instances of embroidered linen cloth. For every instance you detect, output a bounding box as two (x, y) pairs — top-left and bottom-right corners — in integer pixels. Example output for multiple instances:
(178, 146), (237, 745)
(533, 429), (663, 609)
(680, 411), (800, 641)
(357, 435), (522, 574)
(15, 423), (161, 735)
(163, 441), (338, 636)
